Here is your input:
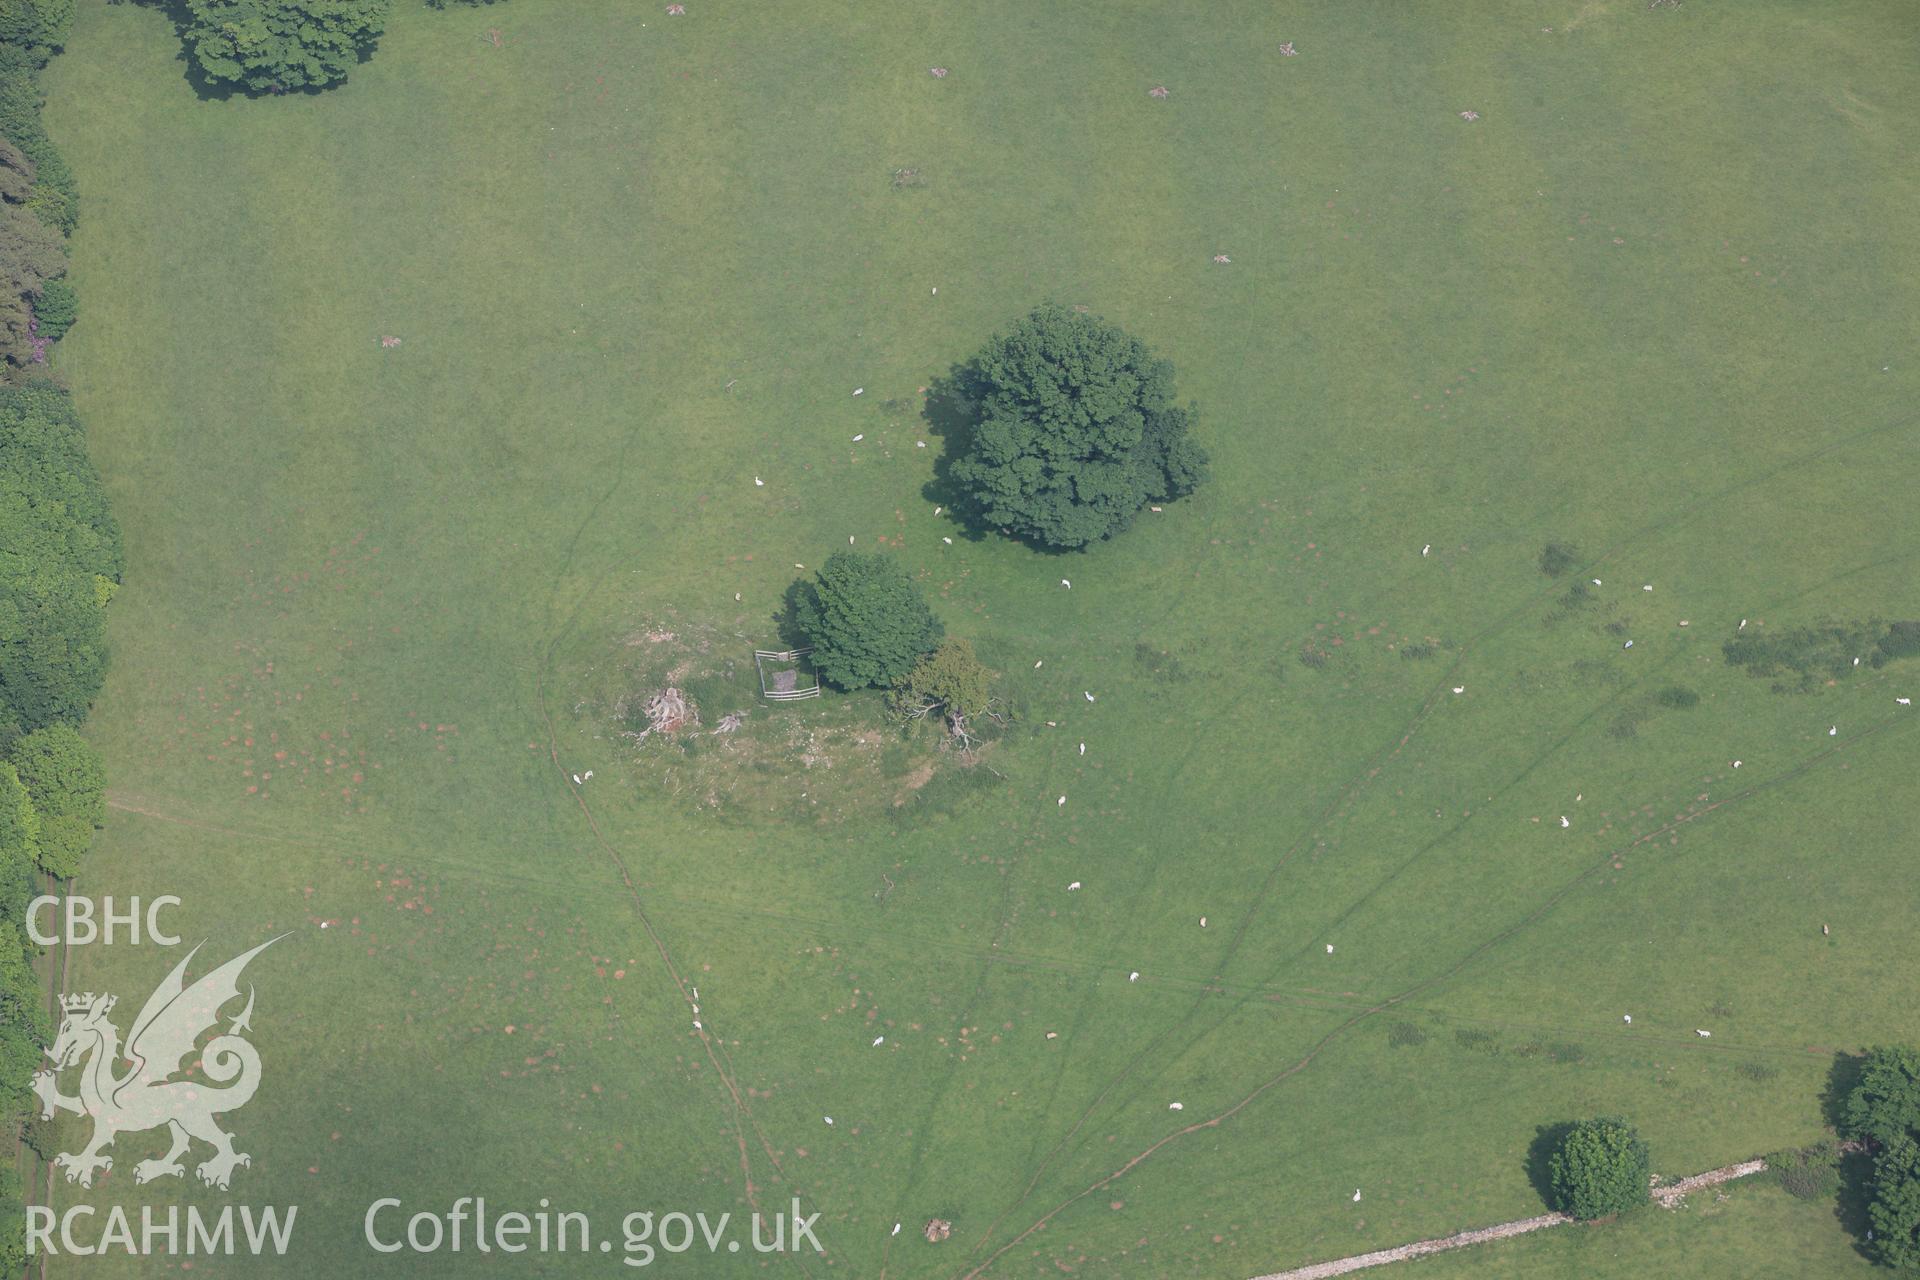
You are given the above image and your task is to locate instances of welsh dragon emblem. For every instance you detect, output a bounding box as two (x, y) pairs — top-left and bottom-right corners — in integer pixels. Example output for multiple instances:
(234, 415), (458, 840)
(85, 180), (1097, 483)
(32, 937), (284, 1190)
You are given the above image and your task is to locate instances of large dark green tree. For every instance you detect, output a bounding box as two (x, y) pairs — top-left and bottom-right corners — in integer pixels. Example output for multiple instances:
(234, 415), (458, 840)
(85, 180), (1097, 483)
(9, 721), (99, 875)
(9, 722), (102, 824)
(1849, 1046), (1920, 1147)
(0, 762), (34, 923)
(1547, 1117), (1650, 1220)
(0, 565), (103, 734)
(791, 552), (942, 690)
(1845, 1046), (1920, 1269)
(1870, 1137), (1920, 1271)
(0, 0), (71, 65)
(0, 385), (123, 581)
(947, 304), (1209, 548)
(182, 0), (391, 93)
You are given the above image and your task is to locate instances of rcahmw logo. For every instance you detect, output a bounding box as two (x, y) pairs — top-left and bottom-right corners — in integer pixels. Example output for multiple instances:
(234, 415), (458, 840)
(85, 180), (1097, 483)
(27, 1204), (296, 1259)
(35, 935), (285, 1189)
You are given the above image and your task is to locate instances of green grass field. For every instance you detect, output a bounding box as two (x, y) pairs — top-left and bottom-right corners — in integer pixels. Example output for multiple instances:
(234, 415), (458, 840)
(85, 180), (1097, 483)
(1408, 1172), (1876, 1279)
(35, 0), (1920, 1275)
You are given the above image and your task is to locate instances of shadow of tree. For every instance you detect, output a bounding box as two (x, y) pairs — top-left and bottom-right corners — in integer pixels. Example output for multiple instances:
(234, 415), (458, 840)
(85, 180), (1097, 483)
(1821, 1048), (1865, 1131)
(1835, 1145), (1876, 1262)
(771, 578), (812, 652)
(917, 366), (987, 541)
(1822, 1049), (1880, 1263)
(1524, 1120), (1576, 1211)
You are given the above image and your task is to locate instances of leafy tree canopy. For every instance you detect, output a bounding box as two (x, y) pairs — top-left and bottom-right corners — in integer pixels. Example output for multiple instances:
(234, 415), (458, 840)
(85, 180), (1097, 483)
(0, 385), (123, 581)
(182, 0), (391, 93)
(28, 810), (78, 877)
(0, 920), (41, 1033)
(1846, 1045), (1920, 1148)
(0, 1165), (23, 1278)
(0, 922), (44, 1119)
(889, 637), (991, 726)
(1869, 1135), (1920, 1271)
(0, 561), (106, 733)
(0, 43), (76, 233)
(27, 270), (68, 340)
(1547, 1116), (1650, 1220)
(948, 304), (1209, 548)
(792, 552), (942, 690)
(0, 761), (35, 922)
(0, 136), (31, 205)
(0, 0), (71, 64)
(0, 199), (62, 366)
(9, 721), (102, 824)
(0, 387), (116, 732)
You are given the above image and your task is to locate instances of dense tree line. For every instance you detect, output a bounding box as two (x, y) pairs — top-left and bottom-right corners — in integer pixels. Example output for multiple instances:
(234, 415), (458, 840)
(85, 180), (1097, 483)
(0, 1), (76, 371)
(0, 4), (119, 1268)
(1846, 1046), (1920, 1270)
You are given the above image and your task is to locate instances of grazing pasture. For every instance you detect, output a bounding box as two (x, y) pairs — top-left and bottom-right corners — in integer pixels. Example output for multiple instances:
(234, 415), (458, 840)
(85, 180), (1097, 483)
(38, 0), (1920, 1275)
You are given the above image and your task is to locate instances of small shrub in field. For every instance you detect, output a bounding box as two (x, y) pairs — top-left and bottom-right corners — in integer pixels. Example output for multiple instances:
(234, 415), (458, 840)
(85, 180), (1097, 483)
(1548, 1041), (1587, 1064)
(1547, 1117), (1651, 1219)
(1456, 1028), (1497, 1053)
(1538, 541), (1580, 578)
(1387, 1021), (1427, 1048)
(1298, 643), (1329, 670)
(1606, 714), (1641, 741)
(1766, 1140), (1839, 1201)
(889, 638), (992, 729)
(1735, 1060), (1779, 1083)
(1724, 618), (1920, 691)
(1654, 685), (1699, 709)
(1399, 641), (1436, 661)
(1133, 643), (1187, 683)
(1878, 621), (1920, 664)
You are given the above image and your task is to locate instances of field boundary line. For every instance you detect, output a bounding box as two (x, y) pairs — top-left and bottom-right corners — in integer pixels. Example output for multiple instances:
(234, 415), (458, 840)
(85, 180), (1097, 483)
(1248, 1160), (1767, 1280)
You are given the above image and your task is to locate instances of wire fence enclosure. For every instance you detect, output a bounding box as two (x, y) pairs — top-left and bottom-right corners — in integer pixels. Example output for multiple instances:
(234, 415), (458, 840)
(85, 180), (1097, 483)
(754, 648), (822, 701)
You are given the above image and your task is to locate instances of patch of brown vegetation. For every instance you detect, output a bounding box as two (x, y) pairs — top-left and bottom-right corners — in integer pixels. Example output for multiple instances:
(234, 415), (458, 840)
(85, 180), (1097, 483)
(892, 761), (937, 805)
